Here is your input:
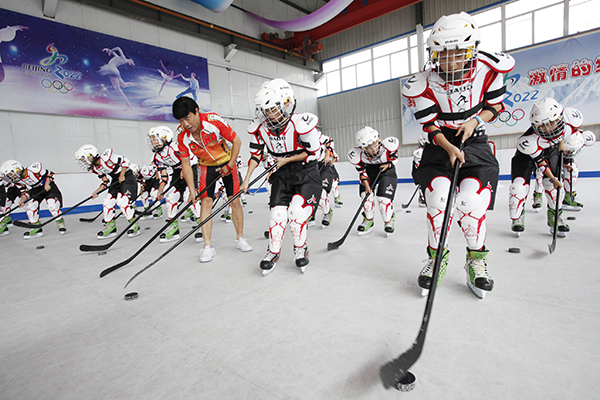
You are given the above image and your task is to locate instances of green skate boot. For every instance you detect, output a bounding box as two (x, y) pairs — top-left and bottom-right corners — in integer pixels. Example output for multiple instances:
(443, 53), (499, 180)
(418, 246), (449, 296)
(357, 215), (374, 236)
(23, 221), (43, 239)
(97, 220), (117, 239)
(0, 214), (11, 237)
(384, 213), (396, 236)
(321, 208), (333, 228)
(160, 219), (180, 242)
(562, 191), (583, 211)
(56, 218), (67, 235)
(127, 219), (141, 238)
(511, 209), (525, 236)
(532, 191), (542, 211)
(465, 247), (494, 299)
(547, 208), (569, 237)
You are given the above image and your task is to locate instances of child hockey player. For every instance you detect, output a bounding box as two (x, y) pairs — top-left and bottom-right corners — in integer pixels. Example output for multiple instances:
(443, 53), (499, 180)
(241, 78), (322, 275)
(147, 125), (201, 242)
(0, 159), (66, 238)
(137, 164), (162, 220)
(347, 126), (399, 236)
(75, 144), (140, 239)
(402, 11), (515, 299)
(562, 129), (595, 211)
(509, 99), (584, 237)
(0, 168), (22, 236)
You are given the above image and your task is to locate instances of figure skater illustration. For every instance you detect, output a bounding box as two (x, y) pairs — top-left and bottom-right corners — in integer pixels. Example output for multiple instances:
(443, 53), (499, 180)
(0, 25), (28, 83)
(157, 60), (181, 96)
(98, 47), (137, 108)
(176, 72), (199, 101)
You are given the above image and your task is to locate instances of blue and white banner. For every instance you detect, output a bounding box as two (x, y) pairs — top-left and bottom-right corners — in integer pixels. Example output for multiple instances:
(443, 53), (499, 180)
(0, 8), (210, 122)
(401, 29), (600, 144)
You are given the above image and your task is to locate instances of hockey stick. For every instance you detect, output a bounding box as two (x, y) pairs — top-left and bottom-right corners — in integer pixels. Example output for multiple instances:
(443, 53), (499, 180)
(246, 175), (269, 196)
(13, 186), (110, 229)
(124, 164), (277, 287)
(380, 143), (464, 390)
(0, 196), (34, 219)
(79, 210), (103, 223)
(402, 185), (420, 209)
(79, 179), (180, 252)
(549, 151), (564, 254)
(327, 168), (383, 251)
(569, 160), (574, 205)
(98, 174), (222, 277)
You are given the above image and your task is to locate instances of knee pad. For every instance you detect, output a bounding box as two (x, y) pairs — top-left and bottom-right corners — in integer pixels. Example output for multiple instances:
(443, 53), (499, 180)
(26, 200), (40, 222)
(116, 193), (135, 220)
(319, 189), (329, 213)
(268, 205), (288, 254)
(46, 198), (61, 216)
(165, 188), (181, 205)
(508, 177), (529, 219)
(377, 197), (394, 223)
(425, 176), (451, 211)
(456, 178), (491, 216)
(288, 194), (312, 247)
(361, 192), (375, 219)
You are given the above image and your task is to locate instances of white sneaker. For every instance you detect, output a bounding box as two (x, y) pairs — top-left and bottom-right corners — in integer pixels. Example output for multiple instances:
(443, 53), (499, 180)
(235, 237), (253, 252)
(198, 246), (216, 263)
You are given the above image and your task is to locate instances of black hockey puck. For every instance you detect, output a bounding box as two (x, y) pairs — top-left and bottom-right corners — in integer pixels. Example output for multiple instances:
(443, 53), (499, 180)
(508, 247), (521, 254)
(406, 210), (412, 213)
(264, 230), (269, 239)
(145, 226), (151, 230)
(124, 292), (138, 301)
(396, 371), (416, 392)
(36, 245), (45, 250)
(567, 216), (576, 221)
(98, 251), (107, 256)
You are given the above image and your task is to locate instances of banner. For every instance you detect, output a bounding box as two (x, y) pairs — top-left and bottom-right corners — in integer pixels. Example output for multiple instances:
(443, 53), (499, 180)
(0, 8), (210, 122)
(401, 29), (600, 144)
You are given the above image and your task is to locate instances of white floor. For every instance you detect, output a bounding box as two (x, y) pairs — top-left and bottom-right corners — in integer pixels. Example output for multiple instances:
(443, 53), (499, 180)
(1, 179), (599, 400)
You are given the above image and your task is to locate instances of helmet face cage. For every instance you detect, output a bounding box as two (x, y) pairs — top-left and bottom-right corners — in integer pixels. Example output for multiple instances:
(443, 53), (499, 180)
(255, 86), (293, 131)
(356, 127), (381, 157)
(75, 145), (99, 171)
(1, 160), (23, 183)
(427, 12), (480, 84)
(147, 126), (173, 153)
(529, 98), (565, 140)
(129, 163), (140, 178)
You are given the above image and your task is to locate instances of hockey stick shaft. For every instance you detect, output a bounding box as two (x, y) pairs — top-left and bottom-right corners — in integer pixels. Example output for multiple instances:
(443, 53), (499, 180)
(99, 174), (222, 277)
(13, 186), (110, 229)
(80, 178), (180, 252)
(549, 151), (564, 254)
(402, 185), (420, 209)
(0, 196), (34, 219)
(124, 164), (277, 287)
(327, 168), (383, 251)
(380, 143), (463, 388)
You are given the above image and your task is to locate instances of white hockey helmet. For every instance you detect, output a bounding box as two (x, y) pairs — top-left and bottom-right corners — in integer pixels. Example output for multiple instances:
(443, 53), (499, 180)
(0, 159), (24, 183)
(529, 98), (565, 140)
(563, 131), (585, 160)
(255, 79), (295, 130)
(140, 164), (157, 180)
(129, 163), (140, 178)
(427, 12), (480, 83)
(356, 126), (381, 156)
(582, 130), (596, 147)
(75, 144), (100, 171)
(147, 126), (173, 153)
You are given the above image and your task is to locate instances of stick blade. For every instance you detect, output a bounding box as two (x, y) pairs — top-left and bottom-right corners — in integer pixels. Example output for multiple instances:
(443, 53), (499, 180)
(327, 240), (341, 251)
(79, 218), (94, 223)
(100, 259), (131, 278)
(379, 345), (421, 389)
(12, 220), (33, 228)
(401, 204), (409, 209)
(80, 243), (111, 252)
(548, 240), (556, 254)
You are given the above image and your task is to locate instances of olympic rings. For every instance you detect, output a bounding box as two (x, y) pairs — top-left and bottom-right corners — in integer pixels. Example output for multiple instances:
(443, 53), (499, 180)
(40, 79), (74, 95)
(492, 108), (525, 128)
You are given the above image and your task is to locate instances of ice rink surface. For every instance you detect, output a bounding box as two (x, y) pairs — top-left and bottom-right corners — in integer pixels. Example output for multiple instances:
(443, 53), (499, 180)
(1, 179), (599, 399)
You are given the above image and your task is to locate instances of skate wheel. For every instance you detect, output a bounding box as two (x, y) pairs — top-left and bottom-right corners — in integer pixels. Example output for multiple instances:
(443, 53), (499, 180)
(396, 371), (416, 392)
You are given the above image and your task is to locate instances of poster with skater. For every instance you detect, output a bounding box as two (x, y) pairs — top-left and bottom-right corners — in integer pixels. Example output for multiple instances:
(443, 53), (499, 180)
(400, 29), (600, 144)
(0, 8), (210, 121)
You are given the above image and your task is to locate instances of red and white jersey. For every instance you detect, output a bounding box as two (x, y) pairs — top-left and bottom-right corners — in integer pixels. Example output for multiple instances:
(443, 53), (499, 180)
(248, 113), (322, 163)
(177, 112), (236, 166)
(20, 162), (51, 188)
(347, 137), (400, 170)
(402, 51), (515, 137)
(516, 107), (583, 163)
(91, 148), (130, 178)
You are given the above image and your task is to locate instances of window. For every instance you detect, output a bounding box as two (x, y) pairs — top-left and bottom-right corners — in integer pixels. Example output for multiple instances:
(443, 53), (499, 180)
(317, 0), (600, 97)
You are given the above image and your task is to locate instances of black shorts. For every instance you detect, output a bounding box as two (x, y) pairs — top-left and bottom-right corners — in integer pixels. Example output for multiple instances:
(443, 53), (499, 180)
(198, 163), (239, 200)
(511, 147), (561, 182)
(108, 170), (138, 202)
(319, 162), (336, 193)
(359, 164), (397, 200)
(270, 160), (321, 209)
(28, 181), (63, 207)
(418, 127), (499, 209)
(141, 177), (160, 194)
